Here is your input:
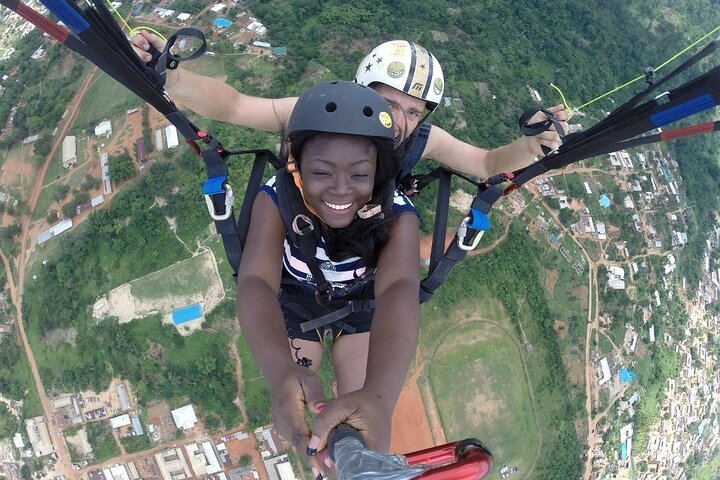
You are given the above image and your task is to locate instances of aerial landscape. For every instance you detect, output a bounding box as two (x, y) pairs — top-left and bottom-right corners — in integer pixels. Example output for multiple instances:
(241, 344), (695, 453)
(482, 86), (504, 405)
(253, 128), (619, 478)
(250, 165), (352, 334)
(0, 1), (719, 479)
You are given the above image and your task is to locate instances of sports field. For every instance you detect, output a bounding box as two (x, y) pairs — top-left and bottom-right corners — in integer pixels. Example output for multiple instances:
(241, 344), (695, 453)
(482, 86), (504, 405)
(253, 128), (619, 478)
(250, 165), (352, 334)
(99, 250), (224, 323)
(429, 320), (538, 478)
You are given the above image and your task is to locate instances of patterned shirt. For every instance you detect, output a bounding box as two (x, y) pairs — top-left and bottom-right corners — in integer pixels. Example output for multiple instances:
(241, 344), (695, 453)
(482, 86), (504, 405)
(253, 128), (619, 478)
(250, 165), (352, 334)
(260, 176), (417, 292)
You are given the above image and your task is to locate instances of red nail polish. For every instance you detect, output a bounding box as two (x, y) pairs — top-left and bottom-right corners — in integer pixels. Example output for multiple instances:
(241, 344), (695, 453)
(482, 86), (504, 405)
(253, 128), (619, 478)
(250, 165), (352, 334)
(316, 402), (327, 412)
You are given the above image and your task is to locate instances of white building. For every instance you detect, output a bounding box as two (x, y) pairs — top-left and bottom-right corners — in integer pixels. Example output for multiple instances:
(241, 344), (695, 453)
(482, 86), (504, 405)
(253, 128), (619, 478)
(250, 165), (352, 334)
(607, 265), (625, 289)
(62, 135), (76, 168)
(598, 357), (611, 386)
(171, 404), (197, 430)
(95, 119), (112, 137)
(165, 125), (179, 149)
(37, 219), (73, 245)
(110, 414), (131, 429)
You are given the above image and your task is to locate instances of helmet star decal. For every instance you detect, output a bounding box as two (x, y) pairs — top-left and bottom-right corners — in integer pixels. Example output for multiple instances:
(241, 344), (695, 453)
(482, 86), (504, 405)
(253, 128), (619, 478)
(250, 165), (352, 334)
(355, 40), (445, 111)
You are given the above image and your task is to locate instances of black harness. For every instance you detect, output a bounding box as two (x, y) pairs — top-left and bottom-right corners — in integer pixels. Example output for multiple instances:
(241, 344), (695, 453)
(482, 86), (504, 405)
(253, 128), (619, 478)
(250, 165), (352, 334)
(8, 0), (720, 332)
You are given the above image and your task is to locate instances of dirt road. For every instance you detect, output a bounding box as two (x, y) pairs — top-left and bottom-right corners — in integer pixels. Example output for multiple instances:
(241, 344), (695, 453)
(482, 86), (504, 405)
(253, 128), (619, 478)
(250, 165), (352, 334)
(0, 66), (99, 480)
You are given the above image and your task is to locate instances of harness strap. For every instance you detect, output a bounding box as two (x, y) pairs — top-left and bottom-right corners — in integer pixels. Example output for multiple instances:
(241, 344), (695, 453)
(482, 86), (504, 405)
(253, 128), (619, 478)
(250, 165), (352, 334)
(398, 122), (432, 181)
(276, 169), (334, 302)
(278, 291), (375, 334)
(298, 301), (373, 333)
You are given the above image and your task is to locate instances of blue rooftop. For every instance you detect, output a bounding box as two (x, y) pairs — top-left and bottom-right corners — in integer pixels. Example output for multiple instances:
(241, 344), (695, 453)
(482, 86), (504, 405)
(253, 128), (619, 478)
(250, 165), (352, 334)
(599, 194), (611, 208)
(214, 18), (231, 28)
(172, 304), (203, 325)
(619, 367), (636, 384)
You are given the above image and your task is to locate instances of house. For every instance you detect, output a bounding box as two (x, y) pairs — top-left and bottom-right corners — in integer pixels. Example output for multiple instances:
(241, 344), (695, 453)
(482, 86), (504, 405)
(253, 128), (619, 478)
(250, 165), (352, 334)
(171, 404), (197, 430)
(607, 265), (625, 289)
(214, 17), (232, 29)
(246, 19), (266, 34)
(165, 125), (179, 149)
(135, 137), (146, 162)
(62, 135), (76, 167)
(598, 357), (611, 385)
(94, 119), (112, 137)
(210, 2), (225, 13)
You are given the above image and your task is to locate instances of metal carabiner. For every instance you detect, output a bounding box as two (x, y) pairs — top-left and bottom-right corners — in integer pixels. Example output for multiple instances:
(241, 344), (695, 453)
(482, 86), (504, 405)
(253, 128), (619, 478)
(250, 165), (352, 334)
(457, 216), (485, 251)
(203, 183), (235, 221)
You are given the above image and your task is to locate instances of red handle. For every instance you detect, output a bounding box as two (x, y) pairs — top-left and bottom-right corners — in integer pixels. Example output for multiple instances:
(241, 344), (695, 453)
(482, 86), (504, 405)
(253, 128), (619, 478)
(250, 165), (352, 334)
(404, 439), (493, 480)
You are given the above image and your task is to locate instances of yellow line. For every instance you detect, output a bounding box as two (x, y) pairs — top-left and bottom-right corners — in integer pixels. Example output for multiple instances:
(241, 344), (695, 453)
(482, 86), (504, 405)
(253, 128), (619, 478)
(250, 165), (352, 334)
(554, 25), (720, 117)
(103, 0), (167, 41)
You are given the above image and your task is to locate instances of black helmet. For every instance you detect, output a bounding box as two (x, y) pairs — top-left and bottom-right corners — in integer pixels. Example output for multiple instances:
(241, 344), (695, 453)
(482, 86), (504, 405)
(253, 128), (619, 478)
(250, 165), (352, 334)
(287, 81), (394, 141)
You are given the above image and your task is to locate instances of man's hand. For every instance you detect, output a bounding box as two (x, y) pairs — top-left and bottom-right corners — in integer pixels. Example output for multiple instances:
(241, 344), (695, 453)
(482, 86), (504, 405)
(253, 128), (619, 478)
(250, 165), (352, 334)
(524, 104), (569, 156)
(131, 30), (166, 63)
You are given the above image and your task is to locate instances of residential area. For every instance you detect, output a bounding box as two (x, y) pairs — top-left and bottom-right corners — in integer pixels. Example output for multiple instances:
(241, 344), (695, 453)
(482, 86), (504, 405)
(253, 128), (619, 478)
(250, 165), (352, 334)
(1, 1), (719, 480)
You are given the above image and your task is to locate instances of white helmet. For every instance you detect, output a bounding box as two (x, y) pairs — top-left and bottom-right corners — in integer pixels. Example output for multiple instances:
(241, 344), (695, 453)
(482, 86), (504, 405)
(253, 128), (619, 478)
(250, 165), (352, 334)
(355, 40), (444, 112)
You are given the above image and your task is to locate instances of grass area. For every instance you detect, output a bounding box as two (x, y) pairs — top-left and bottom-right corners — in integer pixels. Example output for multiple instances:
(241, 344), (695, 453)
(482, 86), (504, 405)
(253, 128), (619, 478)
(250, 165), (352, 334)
(419, 285), (510, 351)
(1, 142), (35, 202)
(690, 449), (720, 479)
(73, 73), (137, 130)
(429, 321), (538, 477)
(33, 182), (61, 220)
(129, 251), (217, 302)
(86, 421), (120, 464)
(67, 162), (93, 192)
(182, 54), (227, 78)
(120, 432), (152, 454)
(599, 333), (615, 355)
(236, 335), (271, 429)
(75, 136), (89, 166)
(204, 233), (236, 291)
(44, 146), (67, 186)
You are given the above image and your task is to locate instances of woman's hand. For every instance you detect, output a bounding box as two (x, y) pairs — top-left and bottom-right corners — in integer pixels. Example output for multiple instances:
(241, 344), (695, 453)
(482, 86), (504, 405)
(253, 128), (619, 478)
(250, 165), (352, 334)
(307, 388), (394, 455)
(269, 363), (327, 448)
(268, 364), (329, 478)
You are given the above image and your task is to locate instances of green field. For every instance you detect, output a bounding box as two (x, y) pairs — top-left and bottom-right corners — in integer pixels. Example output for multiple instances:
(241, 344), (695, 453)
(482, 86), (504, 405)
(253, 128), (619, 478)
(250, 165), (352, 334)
(130, 250), (219, 302)
(33, 182), (61, 220)
(429, 321), (538, 478)
(73, 73), (138, 130)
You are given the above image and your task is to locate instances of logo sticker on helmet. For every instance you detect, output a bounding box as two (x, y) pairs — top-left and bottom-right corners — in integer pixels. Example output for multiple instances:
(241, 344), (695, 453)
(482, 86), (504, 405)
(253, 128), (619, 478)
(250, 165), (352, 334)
(433, 78), (443, 96)
(386, 61), (405, 79)
(379, 111), (393, 129)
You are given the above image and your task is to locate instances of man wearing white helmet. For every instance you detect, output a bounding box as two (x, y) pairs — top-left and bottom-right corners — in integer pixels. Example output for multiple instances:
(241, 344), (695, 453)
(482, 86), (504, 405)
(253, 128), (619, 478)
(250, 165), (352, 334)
(132, 35), (568, 179)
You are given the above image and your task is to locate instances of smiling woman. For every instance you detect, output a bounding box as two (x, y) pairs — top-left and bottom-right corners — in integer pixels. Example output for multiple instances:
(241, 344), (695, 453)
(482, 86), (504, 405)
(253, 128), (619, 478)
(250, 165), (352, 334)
(235, 81), (421, 477)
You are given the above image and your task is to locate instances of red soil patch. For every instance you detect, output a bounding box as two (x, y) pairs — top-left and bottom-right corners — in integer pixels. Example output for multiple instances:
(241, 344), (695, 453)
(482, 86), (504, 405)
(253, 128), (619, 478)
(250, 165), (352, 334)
(389, 373), (435, 455)
(419, 232), (454, 263)
(225, 434), (270, 480)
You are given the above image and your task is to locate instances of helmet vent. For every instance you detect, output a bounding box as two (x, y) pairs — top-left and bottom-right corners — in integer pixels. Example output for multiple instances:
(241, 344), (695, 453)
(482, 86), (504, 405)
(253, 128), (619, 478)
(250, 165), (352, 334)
(325, 102), (337, 113)
(362, 106), (373, 117)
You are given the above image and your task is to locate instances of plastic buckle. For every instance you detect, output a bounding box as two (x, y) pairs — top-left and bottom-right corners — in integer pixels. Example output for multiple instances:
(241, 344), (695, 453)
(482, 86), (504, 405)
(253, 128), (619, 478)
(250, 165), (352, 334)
(203, 176), (235, 221)
(315, 284), (333, 306)
(457, 209), (491, 251)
